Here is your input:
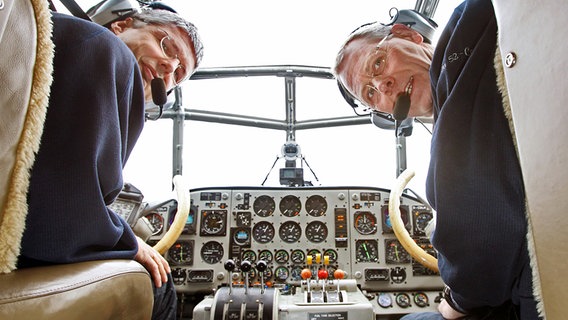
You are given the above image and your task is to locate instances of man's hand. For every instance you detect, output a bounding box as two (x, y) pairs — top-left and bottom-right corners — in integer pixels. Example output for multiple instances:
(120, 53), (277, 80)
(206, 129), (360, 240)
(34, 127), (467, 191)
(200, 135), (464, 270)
(438, 298), (467, 319)
(134, 236), (171, 287)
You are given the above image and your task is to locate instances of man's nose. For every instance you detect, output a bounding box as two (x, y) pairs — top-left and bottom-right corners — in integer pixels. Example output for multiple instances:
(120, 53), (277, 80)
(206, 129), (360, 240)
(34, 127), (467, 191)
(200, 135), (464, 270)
(371, 76), (394, 95)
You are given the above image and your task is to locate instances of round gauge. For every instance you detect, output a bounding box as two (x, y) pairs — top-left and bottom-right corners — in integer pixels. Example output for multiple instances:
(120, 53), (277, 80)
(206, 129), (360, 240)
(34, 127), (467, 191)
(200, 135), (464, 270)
(414, 211), (433, 234)
(171, 268), (187, 286)
(355, 239), (379, 262)
(395, 293), (411, 308)
(145, 212), (164, 235)
(278, 221), (302, 243)
(323, 248), (338, 263)
(413, 292), (429, 308)
(275, 249), (289, 264)
(261, 267), (273, 280)
(252, 221), (275, 243)
(168, 241), (193, 265)
(274, 266), (289, 281)
(377, 293), (393, 308)
(307, 249), (321, 262)
(354, 211), (377, 235)
(233, 228), (250, 246)
(305, 195), (327, 217)
(279, 195), (302, 217)
(200, 241), (224, 264)
(258, 249), (273, 263)
(391, 266), (407, 283)
(305, 221), (328, 243)
(290, 265), (304, 281)
(385, 239), (411, 264)
(201, 210), (226, 235)
(253, 195), (275, 217)
(290, 249), (306, 264)
(382, 206), (410, 233)
(241, 249), (257, 263)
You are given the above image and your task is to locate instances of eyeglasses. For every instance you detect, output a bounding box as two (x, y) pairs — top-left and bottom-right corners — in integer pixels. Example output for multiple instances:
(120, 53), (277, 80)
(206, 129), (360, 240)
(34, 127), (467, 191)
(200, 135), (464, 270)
(158, 29), (188, 85)
(363, 33), (393, 107)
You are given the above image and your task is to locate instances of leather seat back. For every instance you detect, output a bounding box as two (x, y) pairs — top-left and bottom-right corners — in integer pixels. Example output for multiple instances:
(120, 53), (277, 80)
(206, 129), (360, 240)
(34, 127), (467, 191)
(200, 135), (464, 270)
(0, 1), (154, 318)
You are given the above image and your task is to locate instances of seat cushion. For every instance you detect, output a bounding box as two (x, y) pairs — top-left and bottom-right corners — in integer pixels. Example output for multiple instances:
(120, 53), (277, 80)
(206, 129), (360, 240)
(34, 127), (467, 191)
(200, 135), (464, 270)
(0, 259), (153, 319)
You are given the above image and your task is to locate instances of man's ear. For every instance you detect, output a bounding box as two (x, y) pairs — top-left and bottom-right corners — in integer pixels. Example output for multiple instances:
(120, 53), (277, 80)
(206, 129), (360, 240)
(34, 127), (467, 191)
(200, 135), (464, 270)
(110, 17), (134, 35)
(391, 23), (424, 44)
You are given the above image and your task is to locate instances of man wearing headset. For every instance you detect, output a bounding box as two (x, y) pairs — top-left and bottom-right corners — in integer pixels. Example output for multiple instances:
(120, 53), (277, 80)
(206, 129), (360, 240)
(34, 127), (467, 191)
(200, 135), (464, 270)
(18, 3), (203, 319)
(335, 0), (539, 319)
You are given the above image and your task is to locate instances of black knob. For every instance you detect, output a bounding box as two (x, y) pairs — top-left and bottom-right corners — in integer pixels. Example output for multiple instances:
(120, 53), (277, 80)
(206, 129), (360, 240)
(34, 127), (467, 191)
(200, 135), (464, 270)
(224, 259), (236, 271)
(240, 260), (252, 272)
(256, 260), (267, 272)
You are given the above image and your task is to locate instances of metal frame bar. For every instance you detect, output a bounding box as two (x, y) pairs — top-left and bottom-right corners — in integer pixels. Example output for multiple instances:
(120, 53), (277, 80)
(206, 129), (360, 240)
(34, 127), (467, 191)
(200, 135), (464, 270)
(163, 65), (402, 178)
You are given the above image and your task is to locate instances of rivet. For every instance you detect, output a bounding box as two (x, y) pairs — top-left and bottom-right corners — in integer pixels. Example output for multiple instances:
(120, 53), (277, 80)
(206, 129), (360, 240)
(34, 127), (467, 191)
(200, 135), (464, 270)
(505, 52), (517, 68)
(0, 0), (4, 10)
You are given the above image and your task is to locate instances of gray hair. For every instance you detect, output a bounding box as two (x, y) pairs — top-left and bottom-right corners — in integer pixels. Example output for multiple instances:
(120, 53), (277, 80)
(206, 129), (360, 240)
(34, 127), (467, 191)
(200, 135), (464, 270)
(333, 22), (391, 78)
(131, 8), (204, 71)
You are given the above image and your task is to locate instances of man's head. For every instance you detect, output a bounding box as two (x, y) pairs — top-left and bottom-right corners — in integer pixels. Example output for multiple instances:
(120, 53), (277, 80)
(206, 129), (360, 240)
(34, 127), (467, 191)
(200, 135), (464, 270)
(110, 8), (204, 102)
(334, 22), (434, 118)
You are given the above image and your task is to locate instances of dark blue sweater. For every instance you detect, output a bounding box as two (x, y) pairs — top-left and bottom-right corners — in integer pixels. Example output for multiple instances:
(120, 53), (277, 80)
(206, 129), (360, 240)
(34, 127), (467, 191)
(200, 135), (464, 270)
(426, 0), (538, 318)
(18, 13), (145, 266)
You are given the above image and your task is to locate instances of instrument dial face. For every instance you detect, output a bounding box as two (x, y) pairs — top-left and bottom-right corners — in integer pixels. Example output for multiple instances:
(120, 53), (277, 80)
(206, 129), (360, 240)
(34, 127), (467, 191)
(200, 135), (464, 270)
(233, 228), (251, 246)
(354, 211), (377, 235)
(381, 205), (410, 233)
(323, 248), (338, 263)
(307, 249), (321, 262)
(274, 266), (289, 281)
(305, 221), (328, 243)
(168, 241), (193, 265)
(275, 249), (289, 264)
(252, 221), (275, 243)
(414, 211), (433, 235)
(261, 267), (273, 280)
(355, 239), (379, 262)
(377, 293), (393, 308)
(385, 238), (411, 264)
(290, 249), (306, 264)
(200, 241), (224, 264)
(145, 212), (164, 235)
(395, 293), (411, 308)
(171, 268), (187, 286)
(241, 249), (257, 263)
(279, 195), (302, 217)
(253, 195), (275, 217)
(200, 210), (227, 236)
(290, 265), (304, 281)
(413, 292), (429, 308)
(305, 195), (328, 217)
(278, 221), (302, 243)
(258, 249), (273, 263)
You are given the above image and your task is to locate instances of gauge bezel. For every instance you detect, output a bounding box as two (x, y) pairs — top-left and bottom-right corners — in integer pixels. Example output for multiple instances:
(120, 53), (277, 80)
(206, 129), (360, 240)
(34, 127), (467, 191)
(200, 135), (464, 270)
(305, 195), (328, 217)
(279, 195), (302, 217)
(200, 240), (224, 264)
(253, 195), (276, 217)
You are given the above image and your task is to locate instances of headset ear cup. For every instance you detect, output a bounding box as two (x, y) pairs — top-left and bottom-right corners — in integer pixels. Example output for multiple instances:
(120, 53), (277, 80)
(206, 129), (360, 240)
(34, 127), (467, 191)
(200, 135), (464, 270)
(337, 81), (359, 111)
(389, 9), (438, 44)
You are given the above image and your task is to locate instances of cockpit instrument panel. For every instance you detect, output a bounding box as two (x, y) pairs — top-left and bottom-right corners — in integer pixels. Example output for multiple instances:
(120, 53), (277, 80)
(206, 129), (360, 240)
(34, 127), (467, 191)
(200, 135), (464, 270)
(147, 186), (443, 300)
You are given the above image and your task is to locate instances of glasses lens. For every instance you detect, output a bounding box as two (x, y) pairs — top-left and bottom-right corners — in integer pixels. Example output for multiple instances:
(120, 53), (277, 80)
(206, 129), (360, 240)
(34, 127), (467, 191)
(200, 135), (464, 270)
(173, 66), (187, 85)
(160, 34), (187, 85)
(160, 36), (177, 59)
